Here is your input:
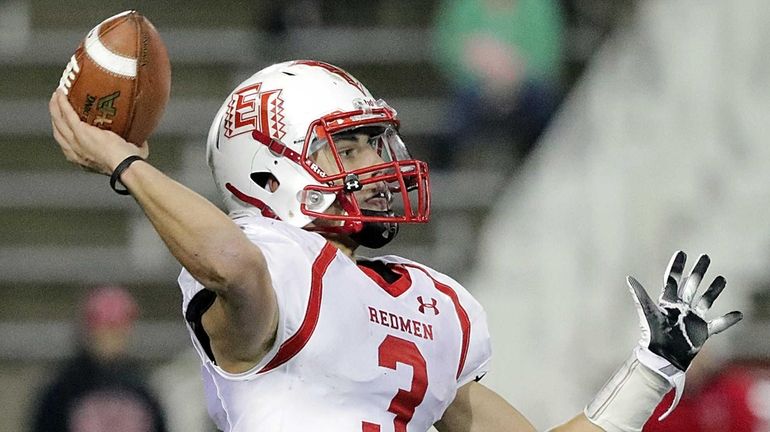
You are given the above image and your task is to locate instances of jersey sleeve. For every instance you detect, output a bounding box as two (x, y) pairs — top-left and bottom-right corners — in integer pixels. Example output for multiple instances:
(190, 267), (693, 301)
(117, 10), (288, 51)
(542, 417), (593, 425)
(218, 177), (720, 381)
(178, 215), (327, 378)
(238, 217), (326, 364)
(454, 285), (492, 387)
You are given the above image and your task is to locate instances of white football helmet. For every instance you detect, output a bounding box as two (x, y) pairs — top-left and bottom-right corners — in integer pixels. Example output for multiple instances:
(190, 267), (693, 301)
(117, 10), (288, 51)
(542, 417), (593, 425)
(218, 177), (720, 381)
(207, 60), (430, 238)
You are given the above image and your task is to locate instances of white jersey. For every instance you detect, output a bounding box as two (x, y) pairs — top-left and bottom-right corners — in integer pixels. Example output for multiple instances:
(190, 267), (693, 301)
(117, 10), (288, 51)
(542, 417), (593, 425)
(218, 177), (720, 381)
(178, 214), (492, 432)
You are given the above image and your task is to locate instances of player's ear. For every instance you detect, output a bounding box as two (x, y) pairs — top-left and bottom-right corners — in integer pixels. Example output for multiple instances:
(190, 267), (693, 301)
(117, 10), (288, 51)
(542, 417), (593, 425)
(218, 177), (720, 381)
(267, 178), (280, 193)
(250, 172), (280, 192)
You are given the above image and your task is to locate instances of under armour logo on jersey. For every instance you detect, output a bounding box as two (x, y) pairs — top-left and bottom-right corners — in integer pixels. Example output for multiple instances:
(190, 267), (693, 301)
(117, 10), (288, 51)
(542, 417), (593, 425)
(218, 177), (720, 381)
(417, 296), (439, 315)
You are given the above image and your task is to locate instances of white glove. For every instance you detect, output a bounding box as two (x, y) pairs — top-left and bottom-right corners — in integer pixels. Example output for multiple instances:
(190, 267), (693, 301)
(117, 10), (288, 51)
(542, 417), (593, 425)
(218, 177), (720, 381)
(628, 251), (743, 419)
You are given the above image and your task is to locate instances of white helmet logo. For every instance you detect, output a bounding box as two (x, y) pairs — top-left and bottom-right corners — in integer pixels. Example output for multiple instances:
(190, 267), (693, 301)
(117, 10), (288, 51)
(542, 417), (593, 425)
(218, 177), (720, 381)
(224, 83), (285, 140)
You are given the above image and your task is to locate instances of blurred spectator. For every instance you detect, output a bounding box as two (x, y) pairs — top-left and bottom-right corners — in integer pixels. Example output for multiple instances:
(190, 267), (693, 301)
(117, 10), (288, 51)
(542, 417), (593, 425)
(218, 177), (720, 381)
(644, 345), (770, 432)
(433, 0), (565, 168)
(29, 286), (167, 432)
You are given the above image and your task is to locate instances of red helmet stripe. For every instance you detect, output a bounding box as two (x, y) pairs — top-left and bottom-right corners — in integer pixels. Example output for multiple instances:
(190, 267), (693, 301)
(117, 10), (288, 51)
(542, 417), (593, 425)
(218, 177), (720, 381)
(225, 182), (280, 220)
(252, 130), (304, 166)
(293, 60), (367, 95)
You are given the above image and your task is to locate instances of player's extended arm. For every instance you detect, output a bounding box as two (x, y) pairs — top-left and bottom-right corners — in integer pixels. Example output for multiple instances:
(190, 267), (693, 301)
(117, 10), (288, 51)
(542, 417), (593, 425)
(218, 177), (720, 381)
(49, 90), (278, 370)
(435, 381), (536, 432)
(439, 252), (741, 432)
(436, 381), (602, 432)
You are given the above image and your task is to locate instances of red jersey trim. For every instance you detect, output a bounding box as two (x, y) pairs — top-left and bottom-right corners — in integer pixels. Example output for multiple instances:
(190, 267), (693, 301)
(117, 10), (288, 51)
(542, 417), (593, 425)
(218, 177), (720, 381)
(259, 242), (337, 373)
(403, 264), (471, 380)
(358, 264), (413, 297)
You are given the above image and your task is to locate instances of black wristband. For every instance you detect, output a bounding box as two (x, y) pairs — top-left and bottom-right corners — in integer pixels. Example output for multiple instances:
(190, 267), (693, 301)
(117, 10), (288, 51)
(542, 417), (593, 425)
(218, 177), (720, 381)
(110, 155), (145, 195)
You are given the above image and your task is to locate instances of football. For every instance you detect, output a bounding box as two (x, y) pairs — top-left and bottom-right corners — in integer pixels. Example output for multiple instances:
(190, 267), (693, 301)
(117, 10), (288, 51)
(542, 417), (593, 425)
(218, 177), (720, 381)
(58, 10), (171, 145)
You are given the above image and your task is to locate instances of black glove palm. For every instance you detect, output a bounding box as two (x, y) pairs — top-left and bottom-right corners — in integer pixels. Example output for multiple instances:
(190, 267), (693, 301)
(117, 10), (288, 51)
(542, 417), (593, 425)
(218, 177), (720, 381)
(628, 251), (743, 372)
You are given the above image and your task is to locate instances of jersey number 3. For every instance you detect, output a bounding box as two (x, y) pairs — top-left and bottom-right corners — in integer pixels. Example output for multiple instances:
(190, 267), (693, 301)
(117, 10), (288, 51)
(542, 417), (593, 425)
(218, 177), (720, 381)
(362, 335), (428, 432)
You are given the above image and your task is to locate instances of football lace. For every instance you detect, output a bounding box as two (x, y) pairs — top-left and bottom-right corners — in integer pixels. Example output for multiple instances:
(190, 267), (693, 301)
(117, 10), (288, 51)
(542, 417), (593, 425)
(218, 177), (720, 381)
(58, 55), (80, 95)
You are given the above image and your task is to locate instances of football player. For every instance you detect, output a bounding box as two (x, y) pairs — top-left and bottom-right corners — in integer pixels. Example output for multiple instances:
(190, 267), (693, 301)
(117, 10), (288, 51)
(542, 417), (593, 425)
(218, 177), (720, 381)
(50, 60), (742, 432)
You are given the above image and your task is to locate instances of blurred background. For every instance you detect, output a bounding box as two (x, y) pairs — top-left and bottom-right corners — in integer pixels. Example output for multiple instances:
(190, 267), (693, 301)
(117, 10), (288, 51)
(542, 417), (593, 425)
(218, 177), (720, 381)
(1, 0), (769, 431)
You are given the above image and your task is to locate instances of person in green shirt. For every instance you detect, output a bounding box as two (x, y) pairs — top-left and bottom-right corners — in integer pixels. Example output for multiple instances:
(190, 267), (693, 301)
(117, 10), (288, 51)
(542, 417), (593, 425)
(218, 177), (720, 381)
(434, 0), (565, 167)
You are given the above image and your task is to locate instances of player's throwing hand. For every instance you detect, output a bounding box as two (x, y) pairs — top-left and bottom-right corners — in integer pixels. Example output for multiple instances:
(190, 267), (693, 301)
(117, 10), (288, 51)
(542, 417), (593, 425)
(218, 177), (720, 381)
(49, 90), (147, 176)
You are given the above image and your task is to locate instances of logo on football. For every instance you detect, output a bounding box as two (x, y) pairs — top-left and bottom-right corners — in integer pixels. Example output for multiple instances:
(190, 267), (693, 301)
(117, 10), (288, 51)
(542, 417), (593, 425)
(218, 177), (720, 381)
(58, 10), (171, 145)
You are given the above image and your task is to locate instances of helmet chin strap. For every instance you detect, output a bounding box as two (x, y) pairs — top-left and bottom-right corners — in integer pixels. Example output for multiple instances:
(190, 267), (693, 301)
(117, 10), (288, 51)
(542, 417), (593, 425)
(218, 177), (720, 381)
(349, 209), (399, 249)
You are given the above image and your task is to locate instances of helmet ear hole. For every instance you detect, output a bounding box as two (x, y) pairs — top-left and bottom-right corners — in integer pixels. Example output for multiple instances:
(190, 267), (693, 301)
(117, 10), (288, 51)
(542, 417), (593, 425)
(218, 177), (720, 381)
(250, 172), (280, 192)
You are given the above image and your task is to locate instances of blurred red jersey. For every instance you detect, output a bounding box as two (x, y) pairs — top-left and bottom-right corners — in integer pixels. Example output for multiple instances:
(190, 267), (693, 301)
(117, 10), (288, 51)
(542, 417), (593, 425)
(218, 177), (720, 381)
(645, 365), (770, 432)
